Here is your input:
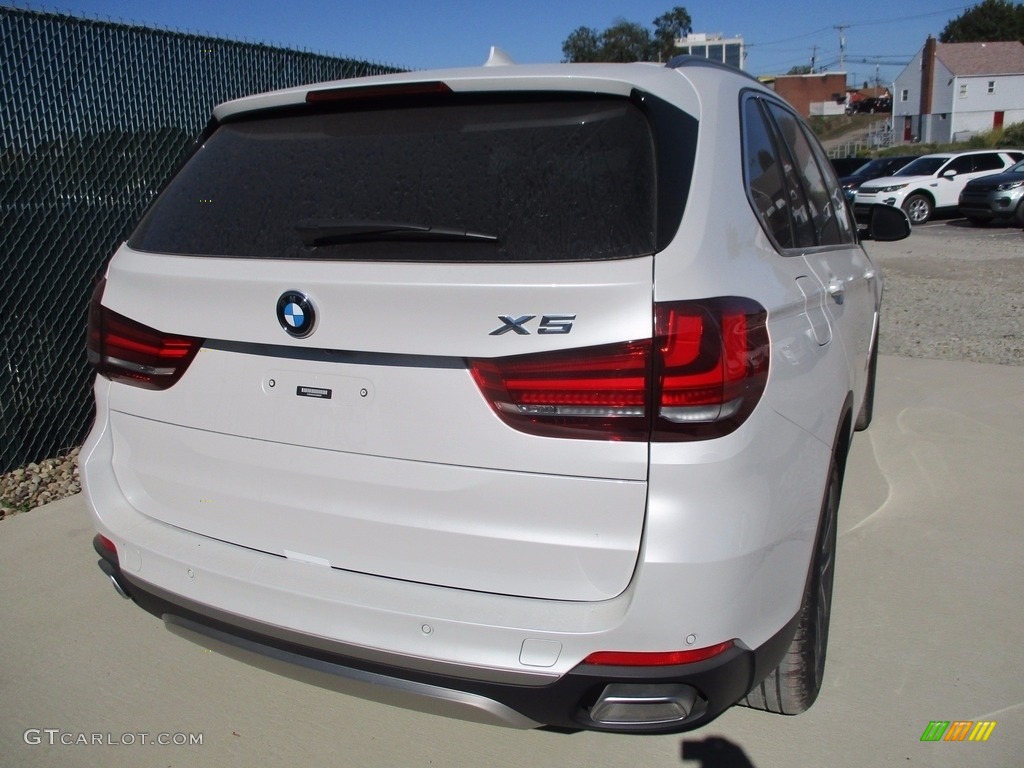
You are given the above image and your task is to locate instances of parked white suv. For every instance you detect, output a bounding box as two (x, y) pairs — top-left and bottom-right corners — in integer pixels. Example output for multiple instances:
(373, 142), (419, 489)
(854, 149), (1023, 225)
(82, 56), (908, 734)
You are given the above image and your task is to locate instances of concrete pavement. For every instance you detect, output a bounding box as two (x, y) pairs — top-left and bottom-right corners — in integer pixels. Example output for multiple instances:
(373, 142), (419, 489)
(2, 355), (1022, 767)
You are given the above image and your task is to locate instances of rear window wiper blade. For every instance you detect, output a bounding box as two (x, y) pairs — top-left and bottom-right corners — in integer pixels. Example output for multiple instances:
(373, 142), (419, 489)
(296, 220), (498, 247)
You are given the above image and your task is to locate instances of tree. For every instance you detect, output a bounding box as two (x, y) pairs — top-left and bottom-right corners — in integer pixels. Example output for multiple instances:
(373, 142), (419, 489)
(600, 20), (653, 62)
(787, 65), (813, 75)
(940, 0), (1024, 43)
(562, 26), (603, 63)
(561, 6), (693, 63)
(653, 7), (693, 61)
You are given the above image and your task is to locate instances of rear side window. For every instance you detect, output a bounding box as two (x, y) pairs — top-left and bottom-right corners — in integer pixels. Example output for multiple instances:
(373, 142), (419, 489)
(970, 153), (1007, 173)
(946, 155), (976, 174)
(742, 94), (854, 250)
(129, 94), (662, 263)
(795, 118), (855, 244)
(742, 98), (796, 248)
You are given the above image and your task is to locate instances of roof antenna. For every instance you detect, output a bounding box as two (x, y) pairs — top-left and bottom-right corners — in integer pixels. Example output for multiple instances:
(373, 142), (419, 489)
(484, 46), (515, 66)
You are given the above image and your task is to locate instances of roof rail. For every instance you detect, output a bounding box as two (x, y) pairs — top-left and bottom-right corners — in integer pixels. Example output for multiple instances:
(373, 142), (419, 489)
(665, 55), (760, 84)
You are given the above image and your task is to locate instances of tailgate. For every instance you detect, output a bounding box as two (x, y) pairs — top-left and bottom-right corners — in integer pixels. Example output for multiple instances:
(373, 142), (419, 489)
(102, 250), (654, 601)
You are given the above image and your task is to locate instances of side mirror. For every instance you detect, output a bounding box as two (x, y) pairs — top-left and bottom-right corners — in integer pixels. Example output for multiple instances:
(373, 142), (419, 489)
(860, 204), (911, 241)
(942, 169), (957, 179)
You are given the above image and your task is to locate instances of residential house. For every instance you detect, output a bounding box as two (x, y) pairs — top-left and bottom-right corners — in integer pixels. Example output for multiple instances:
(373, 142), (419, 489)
(893, 38), (1024, 143)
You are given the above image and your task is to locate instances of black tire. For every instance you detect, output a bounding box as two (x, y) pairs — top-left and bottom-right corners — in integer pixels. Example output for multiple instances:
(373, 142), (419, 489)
(855, 326), (879, 431)
(903, 193), (932, 225)
(739, 458), (839, 714)
(1015, 200), (1024, 229)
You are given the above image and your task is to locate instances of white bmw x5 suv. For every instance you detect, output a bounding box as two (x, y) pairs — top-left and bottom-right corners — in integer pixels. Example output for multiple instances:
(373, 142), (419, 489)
(82, 56), (908, 734)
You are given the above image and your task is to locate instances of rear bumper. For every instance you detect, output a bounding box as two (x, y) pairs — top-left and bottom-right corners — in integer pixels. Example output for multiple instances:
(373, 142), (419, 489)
(83, 367), (829, 733)
(94, 535), (795, 734)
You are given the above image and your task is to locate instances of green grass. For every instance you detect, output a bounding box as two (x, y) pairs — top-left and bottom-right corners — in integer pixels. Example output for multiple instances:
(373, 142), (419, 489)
(809, 117), (1024, 159)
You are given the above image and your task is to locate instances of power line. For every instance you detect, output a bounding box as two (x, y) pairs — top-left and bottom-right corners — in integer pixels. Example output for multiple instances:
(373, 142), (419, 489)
(748, 4), (973, 49)
(849, 5), (976, 29)
(747, 3), (976, 77)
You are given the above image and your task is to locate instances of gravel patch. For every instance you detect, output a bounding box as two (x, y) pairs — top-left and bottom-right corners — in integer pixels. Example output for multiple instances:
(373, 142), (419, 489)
(1, 447), (80, 520)
(2, 218), (1021, 519)
(865, 219), (1024, 366)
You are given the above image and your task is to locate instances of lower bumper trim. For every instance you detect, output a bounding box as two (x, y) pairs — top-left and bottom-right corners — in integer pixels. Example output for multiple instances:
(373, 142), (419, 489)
(165, 614), (542, 729)
(97, 550), (799, 734)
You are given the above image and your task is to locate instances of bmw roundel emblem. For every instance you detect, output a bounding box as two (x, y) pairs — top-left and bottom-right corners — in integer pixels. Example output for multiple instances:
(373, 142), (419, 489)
(276, 291), (317, 338)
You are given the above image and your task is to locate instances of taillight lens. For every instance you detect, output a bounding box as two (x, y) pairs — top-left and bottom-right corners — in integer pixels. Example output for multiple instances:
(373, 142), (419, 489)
(87, 279), (203, 390)
(469, 297), (768, 441)
(470, 341), (652, 441)
(653, 297), (769, 441)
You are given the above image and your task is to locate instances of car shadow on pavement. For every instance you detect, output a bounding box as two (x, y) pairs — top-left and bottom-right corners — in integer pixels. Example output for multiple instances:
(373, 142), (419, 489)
(681, 736), (758, 767)
(943, 217), (1021, 229)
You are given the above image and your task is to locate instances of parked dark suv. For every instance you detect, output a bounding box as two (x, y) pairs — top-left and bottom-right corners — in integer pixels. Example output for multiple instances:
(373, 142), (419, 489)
(959, 159), (1024, 226)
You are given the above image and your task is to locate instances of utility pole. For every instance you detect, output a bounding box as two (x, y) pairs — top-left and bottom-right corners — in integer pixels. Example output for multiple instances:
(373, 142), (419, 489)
(810, 45), (817, 73)
(834, 24), (848, 72)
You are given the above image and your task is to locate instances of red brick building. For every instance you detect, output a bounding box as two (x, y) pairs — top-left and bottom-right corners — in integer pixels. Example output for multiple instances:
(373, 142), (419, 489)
(767, 73), (848, 117)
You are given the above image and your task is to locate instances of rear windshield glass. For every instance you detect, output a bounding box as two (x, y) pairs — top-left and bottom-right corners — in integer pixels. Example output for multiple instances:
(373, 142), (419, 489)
(129, 94), (659, 262)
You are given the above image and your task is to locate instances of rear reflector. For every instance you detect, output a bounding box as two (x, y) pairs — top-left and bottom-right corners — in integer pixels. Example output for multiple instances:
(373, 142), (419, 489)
(87, 280), (203, 390)
(94, 533), (117, 556)
(583, 641), (735, 666)
(469, 297), (768, 441)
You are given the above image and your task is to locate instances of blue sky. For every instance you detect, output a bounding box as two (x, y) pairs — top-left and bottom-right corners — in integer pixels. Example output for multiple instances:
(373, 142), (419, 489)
(12, 0), (980, 85)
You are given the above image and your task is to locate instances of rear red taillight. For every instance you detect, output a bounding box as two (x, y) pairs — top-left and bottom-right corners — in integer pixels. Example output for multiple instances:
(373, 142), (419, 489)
(652, 297), (769, 441)
(470, 341), (652, 441)
(469, 297), (768, 441)
(87, 279), (203, 390)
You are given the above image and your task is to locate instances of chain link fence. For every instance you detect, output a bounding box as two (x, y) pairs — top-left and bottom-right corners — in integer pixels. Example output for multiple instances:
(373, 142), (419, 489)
(1, 6), (402, 473)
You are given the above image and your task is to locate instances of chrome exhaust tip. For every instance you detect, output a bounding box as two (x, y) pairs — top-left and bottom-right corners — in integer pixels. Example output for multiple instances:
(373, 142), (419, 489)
(97, 558), (131, 600)
(589, 683), (701, 726)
